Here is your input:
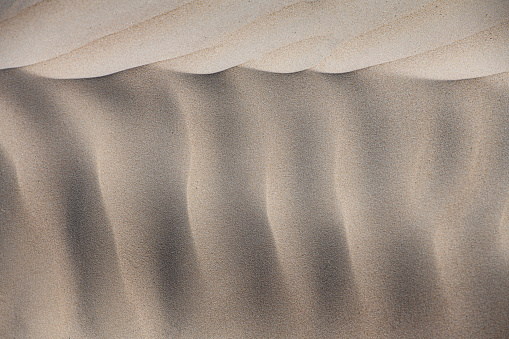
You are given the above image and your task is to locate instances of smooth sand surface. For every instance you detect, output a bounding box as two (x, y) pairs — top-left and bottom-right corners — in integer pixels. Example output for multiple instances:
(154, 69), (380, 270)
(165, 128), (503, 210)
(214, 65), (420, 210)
(0, 0), (506, 78)
(1, 1), (509, 338)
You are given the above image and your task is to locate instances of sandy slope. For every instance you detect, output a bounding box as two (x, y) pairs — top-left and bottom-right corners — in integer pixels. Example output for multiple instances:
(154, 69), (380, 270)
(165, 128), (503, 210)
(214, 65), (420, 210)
(0, 66), (508, 338)
(1, 1), (509, 338)
(0, 0), (506, 78)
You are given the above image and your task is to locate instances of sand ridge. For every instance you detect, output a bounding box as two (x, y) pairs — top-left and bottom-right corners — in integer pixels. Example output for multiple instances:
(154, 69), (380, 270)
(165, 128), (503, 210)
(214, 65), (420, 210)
(0, 0), (506, 78)
(1, 1), (509, 337)
(0, 67), (508, 337)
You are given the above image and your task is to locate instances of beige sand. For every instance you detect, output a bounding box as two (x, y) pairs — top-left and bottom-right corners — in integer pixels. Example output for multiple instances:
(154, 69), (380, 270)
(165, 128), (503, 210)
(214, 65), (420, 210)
(1, 1), (509, 338)
(0, 67), (508, 338)
(0, 0), (505, 78)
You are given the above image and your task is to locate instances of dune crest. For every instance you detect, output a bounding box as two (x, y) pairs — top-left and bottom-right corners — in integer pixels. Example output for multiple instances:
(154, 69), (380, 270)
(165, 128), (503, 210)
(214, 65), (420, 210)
(1, 1), (509, 338)
(0, 0), (505, 78)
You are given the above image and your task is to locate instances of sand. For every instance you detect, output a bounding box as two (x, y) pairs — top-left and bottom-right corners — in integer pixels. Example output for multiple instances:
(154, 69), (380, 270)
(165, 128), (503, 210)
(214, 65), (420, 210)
(0, 0), (506, 79)
(1, 1), (509, 338)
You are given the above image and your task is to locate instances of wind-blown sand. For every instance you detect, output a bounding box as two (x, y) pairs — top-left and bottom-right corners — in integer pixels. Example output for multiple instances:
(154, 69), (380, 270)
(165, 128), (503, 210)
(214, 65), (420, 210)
(0, 0), (506, 79)
(1, 1), (509, 338)
(1, 67), (508, 338)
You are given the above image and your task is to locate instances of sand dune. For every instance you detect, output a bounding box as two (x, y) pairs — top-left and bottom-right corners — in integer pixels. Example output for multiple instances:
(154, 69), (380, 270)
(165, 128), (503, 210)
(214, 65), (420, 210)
(1, 1), (509, 338)
(0, 67), (508, 338)
(0, 0), (506, 78)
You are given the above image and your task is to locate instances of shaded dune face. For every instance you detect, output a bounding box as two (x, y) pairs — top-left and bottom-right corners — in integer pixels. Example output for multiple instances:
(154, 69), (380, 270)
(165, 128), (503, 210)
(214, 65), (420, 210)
(0, 67), (508, 338)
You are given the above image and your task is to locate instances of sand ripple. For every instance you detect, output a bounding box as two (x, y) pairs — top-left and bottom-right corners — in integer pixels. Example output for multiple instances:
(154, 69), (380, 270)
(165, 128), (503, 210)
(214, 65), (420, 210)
(0, 0), (507, 79)
(0, 67), (508, 337)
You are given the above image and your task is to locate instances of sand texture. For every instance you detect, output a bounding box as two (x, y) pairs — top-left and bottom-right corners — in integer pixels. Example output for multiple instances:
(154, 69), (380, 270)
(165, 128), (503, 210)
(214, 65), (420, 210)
(1, 1), (509, 338)
(0, 0), (506, 78)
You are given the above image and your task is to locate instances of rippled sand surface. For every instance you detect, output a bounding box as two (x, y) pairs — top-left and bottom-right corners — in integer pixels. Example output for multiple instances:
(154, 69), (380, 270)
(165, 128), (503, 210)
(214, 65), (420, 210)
(1, 67), (508, 338)
(1, 1), (509, 338)
(0, 0), (507, 79)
